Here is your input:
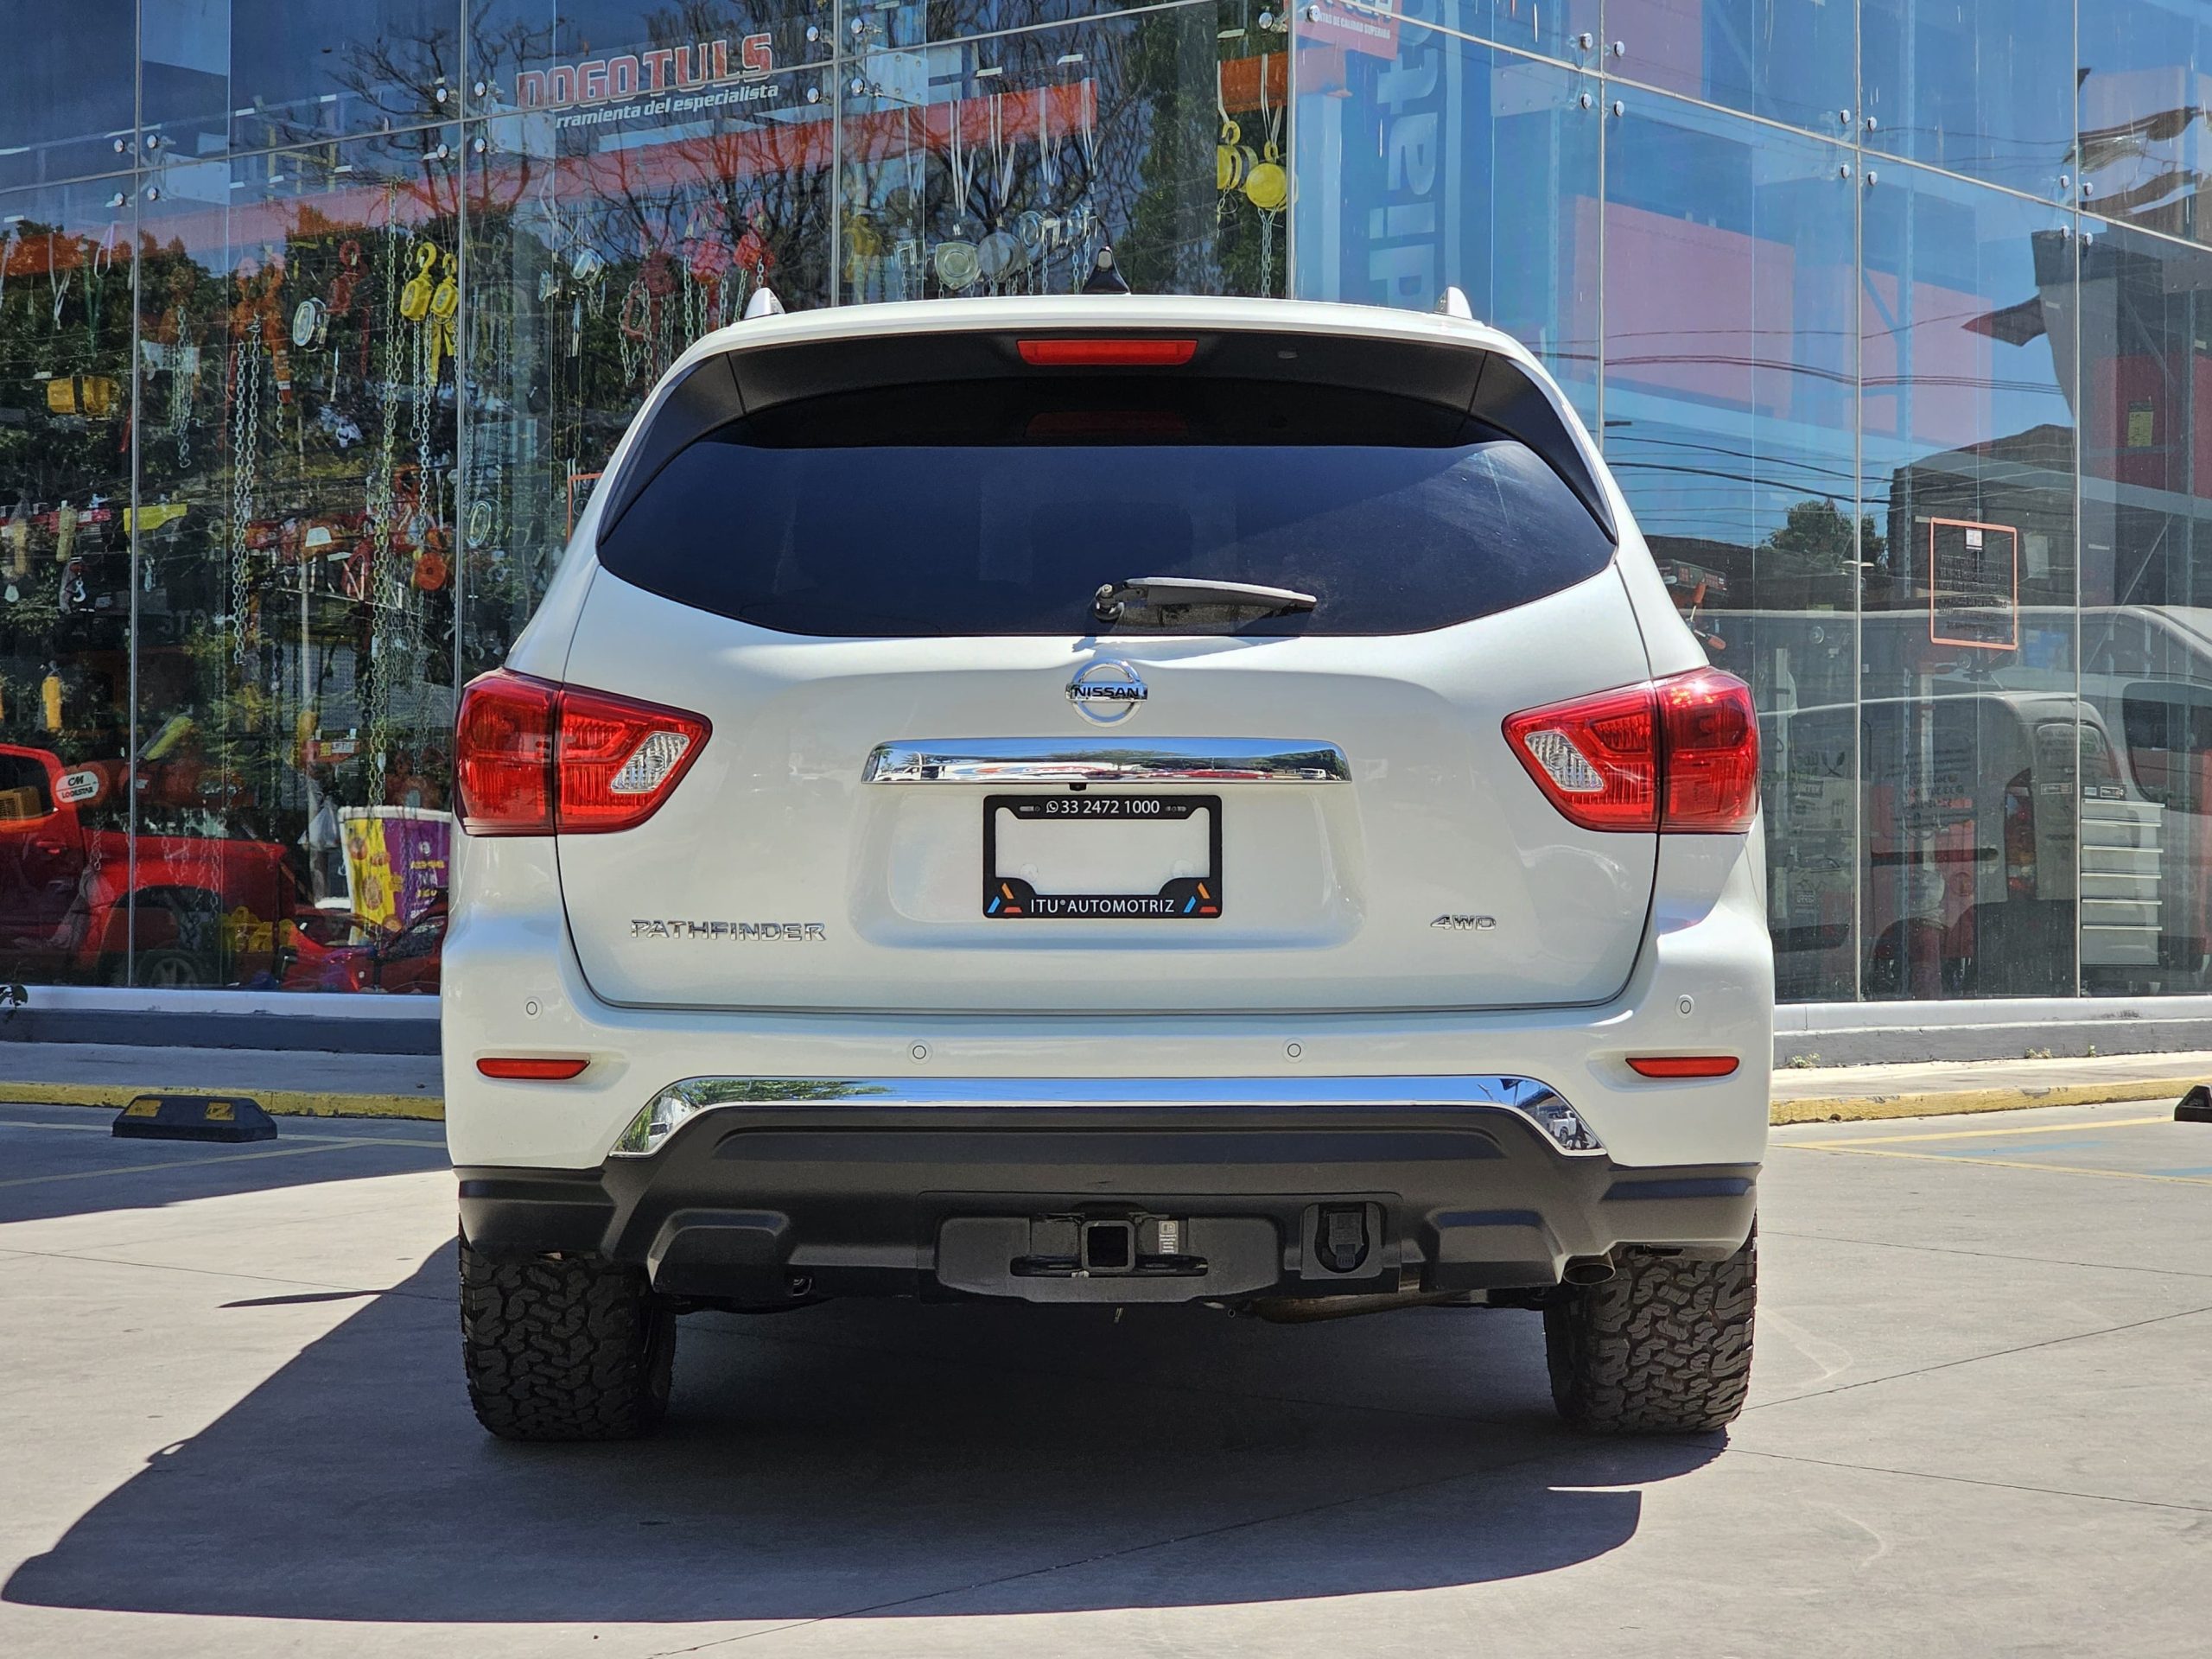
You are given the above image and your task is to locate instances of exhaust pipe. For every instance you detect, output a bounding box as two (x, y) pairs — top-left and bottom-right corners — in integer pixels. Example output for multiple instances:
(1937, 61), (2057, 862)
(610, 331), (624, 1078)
(1562, 1256), (1617, 1287)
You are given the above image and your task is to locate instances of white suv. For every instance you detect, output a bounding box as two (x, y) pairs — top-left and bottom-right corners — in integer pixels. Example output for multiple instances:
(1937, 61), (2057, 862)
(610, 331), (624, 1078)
(443, 292), (1771, 1441)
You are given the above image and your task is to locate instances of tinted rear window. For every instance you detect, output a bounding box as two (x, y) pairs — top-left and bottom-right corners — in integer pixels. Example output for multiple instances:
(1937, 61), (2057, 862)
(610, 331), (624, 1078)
(596, 378), (1614, 637)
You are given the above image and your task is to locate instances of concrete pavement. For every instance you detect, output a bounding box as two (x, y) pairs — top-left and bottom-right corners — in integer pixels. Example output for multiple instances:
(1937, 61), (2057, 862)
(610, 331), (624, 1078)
(2, 1096), (2209, 1655)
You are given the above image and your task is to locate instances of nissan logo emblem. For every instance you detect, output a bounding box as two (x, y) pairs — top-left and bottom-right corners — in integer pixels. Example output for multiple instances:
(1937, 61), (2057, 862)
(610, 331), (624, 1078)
(1067, 660), (1147, 726)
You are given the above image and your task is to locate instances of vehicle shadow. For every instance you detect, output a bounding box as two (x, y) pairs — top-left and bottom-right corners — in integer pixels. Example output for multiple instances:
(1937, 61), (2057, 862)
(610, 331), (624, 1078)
(7, 1245), (1723, 1624)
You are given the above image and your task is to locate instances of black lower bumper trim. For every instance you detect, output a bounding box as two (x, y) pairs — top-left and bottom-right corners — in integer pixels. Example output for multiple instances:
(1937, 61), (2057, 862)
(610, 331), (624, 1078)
(456, 1103), (1757, 1305)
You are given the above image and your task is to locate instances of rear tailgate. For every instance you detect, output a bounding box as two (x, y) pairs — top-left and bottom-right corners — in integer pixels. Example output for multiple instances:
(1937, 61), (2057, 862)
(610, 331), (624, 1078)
(554, 318), (1657, 1014)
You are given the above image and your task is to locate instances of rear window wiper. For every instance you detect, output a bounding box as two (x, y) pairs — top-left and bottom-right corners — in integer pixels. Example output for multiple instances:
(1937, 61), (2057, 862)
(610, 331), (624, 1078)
(1093, 576), (1319, 626)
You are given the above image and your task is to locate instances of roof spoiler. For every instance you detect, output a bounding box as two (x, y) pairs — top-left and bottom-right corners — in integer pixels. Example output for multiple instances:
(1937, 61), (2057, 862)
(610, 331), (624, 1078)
(1471, 353), (1617, 543)
(595, 315), (1618, 548)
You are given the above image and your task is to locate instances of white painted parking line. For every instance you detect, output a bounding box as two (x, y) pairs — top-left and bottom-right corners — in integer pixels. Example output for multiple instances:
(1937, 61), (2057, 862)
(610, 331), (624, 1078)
(0, 1141), (420, 1191)
(0, 1116), (443, 1148)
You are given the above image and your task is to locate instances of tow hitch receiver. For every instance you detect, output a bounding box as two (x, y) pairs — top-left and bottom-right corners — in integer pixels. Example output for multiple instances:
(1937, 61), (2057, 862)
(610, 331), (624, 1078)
(1080, 1217), (1137, 1274)
(1014, 1213), (1195, 1279)
(934, 1212), (1281, 1302)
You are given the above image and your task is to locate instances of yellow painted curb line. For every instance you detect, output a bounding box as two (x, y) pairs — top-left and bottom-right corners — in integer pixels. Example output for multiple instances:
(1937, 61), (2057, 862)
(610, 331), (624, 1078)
(1770, 1077), (2190, 1126)
(0, 1080), (443, 1122)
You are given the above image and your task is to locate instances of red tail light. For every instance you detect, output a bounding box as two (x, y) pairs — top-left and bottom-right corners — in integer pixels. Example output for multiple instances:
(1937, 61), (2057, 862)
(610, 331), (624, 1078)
(1504, 667), (1758, 834)
(1656, 668), (1762, 831)
(1502, 683), (1656, 831)
(1017, 338), (1197, 366)
(455, 669), (709, 836)
(554, 684), (711, 831)
(454, 671), (557, 836)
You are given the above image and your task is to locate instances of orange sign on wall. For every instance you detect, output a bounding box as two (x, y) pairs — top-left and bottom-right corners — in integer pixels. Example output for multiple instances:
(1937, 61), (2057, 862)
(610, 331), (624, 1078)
(1928, 517), (2019, 652)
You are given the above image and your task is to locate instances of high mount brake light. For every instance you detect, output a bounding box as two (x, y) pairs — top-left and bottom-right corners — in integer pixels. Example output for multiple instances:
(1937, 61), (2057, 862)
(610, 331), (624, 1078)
(1016, 338), (1198, 366)
(1503, 668), (1758, 834)
(455, 669), (710, 836)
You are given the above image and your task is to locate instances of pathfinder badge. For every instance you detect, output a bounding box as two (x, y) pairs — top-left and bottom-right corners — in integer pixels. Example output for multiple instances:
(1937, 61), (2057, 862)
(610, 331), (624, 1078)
(632, 920), (826, 940)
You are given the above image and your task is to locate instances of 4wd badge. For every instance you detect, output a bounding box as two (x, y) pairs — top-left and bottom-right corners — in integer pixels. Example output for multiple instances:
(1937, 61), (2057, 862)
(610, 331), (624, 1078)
(1431, 914), (1497, 931)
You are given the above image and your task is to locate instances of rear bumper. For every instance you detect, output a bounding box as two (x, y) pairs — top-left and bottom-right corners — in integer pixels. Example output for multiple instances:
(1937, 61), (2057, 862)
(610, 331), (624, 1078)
(442, 827), (1775, 1172)
(456, 1092), (1757, 1306)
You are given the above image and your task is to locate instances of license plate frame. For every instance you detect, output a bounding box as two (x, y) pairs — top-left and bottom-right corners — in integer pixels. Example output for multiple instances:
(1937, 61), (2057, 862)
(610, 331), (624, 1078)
(982, 793), (1223, 919)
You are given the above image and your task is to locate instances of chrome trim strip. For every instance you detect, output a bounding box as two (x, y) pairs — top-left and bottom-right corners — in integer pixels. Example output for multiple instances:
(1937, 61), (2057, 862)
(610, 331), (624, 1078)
(862, 739), (1351, 785)
(617, 1073), (1605, 1157)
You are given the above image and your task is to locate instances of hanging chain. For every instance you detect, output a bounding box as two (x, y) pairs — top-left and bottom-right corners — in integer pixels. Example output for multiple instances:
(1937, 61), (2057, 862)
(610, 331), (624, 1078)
(682, 254), (705, 344)
(412, 323), (434, 522)
(619, 300), (643, 383)
(363, 226), (408, 794)
(228, 336), (263, 665)
(364, 229), (404, 553)
(168, 308), (194, 468)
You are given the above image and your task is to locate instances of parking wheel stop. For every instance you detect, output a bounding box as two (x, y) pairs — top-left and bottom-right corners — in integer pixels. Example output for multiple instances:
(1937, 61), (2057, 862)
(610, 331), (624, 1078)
(111, 1094), (278, 1143)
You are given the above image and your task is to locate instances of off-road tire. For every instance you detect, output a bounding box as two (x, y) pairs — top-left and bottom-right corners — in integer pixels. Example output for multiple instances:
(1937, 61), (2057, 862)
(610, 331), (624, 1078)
(459, 1236), (676, 1441)
(1543, 1225), (1756, 1433)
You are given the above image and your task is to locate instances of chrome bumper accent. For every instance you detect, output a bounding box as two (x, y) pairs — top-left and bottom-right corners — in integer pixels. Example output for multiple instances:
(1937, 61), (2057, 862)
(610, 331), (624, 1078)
(861, 738), (1351, 785)
(611, 1073), (1602, 1158)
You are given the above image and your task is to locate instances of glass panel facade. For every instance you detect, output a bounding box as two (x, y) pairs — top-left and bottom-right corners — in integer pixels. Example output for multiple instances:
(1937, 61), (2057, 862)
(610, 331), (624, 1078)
(134, 129), (467, 992)
(144, 2), (470, 160)
(1605, 1), (1857, 136)
(5, 2), (137, 192)
(11, 3), (2212, 1007)
(1600, 92), (1859, 1001)
(836, 8), (1265, 307)
(2076, 1), (2212, 246)
(0, 181), (136, 988)
(1861, 0), (2075, 196)
(1291, 21), (1599, 417)
(1859, 168), (2078, 998)
(2077, 218), (2212, 994)
(463, 71), (835, 673)
(1441, 0), (1601, 67)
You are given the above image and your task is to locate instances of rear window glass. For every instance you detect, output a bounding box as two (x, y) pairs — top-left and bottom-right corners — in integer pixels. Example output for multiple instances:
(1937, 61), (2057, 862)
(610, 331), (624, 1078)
(596, 378), (1614, 638)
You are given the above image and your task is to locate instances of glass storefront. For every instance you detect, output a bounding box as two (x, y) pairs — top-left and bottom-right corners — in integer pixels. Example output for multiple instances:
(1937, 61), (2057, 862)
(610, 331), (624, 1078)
(9, 1), (2212, 1006)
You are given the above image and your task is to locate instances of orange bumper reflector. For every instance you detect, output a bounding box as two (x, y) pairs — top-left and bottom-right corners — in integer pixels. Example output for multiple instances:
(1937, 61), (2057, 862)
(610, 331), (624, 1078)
(1017, 337), (1197, 366)
(1627, 1056), (1740, 1079)
(477, 1057), (589, 1080)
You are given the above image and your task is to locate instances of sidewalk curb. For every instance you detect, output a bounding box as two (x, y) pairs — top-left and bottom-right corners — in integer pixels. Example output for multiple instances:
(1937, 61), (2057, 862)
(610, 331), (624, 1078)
(0, 1081), (444, 1121)
(1770, 1077), (2189, 1126)
(3, 1077), (2196, 1129)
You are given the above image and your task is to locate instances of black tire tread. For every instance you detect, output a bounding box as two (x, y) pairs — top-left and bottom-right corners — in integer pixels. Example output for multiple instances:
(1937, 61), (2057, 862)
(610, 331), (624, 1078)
(1543, 1226), (1756, 1433)
(459, 1237), (674, 1441)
